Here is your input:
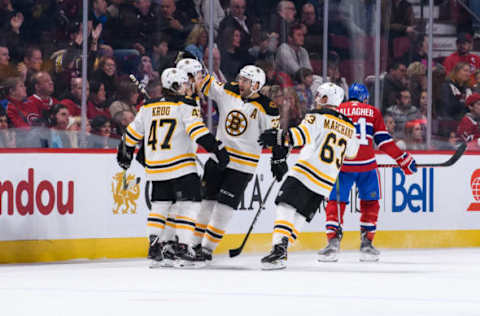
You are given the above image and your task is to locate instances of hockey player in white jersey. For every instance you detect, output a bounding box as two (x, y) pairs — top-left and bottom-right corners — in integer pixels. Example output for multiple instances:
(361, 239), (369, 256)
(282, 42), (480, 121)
(258, 82), (359, 270)
(193, 65), (287, 262)
(116, 67), (229, 268)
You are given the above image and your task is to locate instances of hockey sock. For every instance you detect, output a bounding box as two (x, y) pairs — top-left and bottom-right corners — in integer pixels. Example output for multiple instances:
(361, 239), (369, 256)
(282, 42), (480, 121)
(175, 201), (201, 246)
(201, 202), (234, 252)
(325, 200), (346, 240)
(289, 212), (306, 246)
(272, 203), (296, 245)
(160, 203), (178, 243)
(192, 200), (215, 246)
(147, 201), (173, 237)
(360, 200), (379, 241)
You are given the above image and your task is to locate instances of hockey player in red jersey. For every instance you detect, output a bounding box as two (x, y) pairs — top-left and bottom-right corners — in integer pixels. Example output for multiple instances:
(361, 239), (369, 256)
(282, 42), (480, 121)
(318, 83), (417, 262)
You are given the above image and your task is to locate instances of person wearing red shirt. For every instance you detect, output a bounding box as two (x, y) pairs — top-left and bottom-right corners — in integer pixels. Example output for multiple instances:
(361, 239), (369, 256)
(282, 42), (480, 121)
(443, 33), (480, 76)
(457, 93), (480, 150)
(27, 72), (58, 116)
(318, 83), (417, 263)
(5, 77), (42, 129)
(87, 80), (110, 120)
(61, 77), (87, 117)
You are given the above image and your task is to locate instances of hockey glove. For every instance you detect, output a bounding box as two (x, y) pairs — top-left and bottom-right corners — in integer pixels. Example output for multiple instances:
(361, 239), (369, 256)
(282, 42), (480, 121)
(271, 145), (289, 182)
(214, 141), (230, 170)
(258, 128), (285, 148)
(395, 152), (417, 175)
(117, 140), (135, 170)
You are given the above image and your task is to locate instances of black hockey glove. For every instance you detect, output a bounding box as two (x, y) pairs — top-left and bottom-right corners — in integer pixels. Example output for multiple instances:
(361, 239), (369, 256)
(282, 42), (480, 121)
(258, 128), (286, 148)
(117, 139), (135, 170)
(214, 141), (230, 170)
(271, 145), (289, 182)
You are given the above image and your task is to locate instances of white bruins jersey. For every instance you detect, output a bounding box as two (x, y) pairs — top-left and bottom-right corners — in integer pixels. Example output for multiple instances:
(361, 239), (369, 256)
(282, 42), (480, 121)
(287, 108), (359, 197)
(200, 75), (280, 174)
(125, 95), (210, 181)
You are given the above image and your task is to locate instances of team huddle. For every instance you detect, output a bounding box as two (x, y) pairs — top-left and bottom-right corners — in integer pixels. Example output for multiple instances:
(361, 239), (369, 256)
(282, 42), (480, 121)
(116, 57), (417, 270)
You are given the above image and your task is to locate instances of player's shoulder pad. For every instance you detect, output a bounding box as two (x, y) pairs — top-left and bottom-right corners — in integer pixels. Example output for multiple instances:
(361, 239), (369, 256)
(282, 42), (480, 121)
(182, 94), (200, 107)
(141, 97), (162, 107)
(309, 108), (354, 126)
(254, 94), (279, 116)
(223, 81), (240, 95)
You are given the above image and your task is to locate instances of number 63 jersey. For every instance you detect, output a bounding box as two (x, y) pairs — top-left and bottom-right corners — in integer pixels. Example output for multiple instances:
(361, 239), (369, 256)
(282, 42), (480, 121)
(125, 95), (211, 181)
(287, 108), (359, 197)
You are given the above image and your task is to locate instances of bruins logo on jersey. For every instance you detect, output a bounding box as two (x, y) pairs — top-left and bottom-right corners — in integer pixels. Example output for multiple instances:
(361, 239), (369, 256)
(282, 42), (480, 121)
(225, 110), (248, 136)
(112, 172), (141, 215)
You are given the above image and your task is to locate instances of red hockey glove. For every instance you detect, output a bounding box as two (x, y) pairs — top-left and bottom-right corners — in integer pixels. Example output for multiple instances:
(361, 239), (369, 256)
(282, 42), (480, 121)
(395, 152), (417, 175)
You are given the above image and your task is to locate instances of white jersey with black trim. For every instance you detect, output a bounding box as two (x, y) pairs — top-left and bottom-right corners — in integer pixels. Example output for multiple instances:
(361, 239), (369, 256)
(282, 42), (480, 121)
(125, 95), (210, 181)
(287, 108), (359, 197)
(200, 75), (280, 174)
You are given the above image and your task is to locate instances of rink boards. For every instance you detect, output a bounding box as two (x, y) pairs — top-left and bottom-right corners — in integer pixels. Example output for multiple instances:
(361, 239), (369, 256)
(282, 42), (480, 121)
(0, 149), (479, 263)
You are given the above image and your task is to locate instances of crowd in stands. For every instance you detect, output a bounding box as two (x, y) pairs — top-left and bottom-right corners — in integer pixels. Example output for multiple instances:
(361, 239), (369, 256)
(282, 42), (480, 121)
(0, 0), (479, 150)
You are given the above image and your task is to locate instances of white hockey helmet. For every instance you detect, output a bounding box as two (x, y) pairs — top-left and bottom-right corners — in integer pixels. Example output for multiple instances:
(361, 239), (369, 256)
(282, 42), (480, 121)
(315, 82), (345, 107)
(238, 65), (266, 94)
(161, 67), (189, 92)
(176, 58), (203, 77)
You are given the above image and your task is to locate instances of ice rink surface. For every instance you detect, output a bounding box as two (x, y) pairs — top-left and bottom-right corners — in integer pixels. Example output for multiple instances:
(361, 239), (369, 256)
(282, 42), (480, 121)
(1, 248), (480, 316)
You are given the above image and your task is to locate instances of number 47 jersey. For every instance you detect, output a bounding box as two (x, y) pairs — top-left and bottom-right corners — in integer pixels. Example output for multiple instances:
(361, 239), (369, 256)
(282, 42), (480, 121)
(125, 95), (211, 181)
(287, 108), (359, 197)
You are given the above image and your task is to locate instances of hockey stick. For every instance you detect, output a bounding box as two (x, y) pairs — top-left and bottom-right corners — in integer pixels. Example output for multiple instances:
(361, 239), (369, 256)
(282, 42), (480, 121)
(377, 142), (466, 168)
(129, 74), (151, 100)
(229, 179), (277, 258)
(121, 134), (129, 191)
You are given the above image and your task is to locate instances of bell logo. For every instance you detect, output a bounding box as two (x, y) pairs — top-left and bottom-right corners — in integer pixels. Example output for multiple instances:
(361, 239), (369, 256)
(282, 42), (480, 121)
(467, 169), (480, 211)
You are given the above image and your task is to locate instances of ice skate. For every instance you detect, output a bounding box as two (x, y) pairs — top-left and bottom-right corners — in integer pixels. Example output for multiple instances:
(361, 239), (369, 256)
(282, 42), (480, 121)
(359, 232), (380, 262)
(261, 237), (288, 270)
(150, 240), (177, 268)
(193, 244), (213, 265)
(147, 235), (161, 260)
(317, 237), (340, 262)
(174, 243), (206, 268)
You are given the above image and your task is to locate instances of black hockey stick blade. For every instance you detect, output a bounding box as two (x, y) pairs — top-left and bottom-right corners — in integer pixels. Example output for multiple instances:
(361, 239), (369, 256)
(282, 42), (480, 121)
(378, 142), (467, 168)
(229, 180), (277, 258)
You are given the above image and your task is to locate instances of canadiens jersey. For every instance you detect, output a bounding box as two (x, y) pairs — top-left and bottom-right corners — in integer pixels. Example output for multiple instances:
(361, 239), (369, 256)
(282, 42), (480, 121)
(337, 101), (402, 172)
(200, 75), (280, 174)
(125, 95), (210, 181)
(287, 108), (359, 197)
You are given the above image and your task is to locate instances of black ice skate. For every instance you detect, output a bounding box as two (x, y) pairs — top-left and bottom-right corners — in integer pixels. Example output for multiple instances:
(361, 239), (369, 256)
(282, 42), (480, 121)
(193, 244), (213, 263)
(147, 235), (161, 260)
(150, 240), (177, 268)
(359, 232), (380, 262)
(261, 237), (288, 270)
(174, 243), (206, 268)
(317, 237), (340, 262)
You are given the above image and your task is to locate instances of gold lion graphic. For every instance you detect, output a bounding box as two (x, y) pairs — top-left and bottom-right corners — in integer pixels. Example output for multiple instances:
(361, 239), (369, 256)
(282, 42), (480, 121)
(112, 172), (140, 214)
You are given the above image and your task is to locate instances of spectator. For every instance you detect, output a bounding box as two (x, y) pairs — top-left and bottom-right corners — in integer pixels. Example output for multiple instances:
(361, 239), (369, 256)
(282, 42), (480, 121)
(384, 0), (415, 59)
(0, 44), (18, 81)
(2, 11), (24, 63)
(276, 23), (312, 77)
(42, 104), (71, 148)
(18, 46), (43, 92)
(66, 116), (92, 148)
(218, 27), (253, 81)
(109, 79), (139, 118)
(219, 0), (254, 52)
(382, 61), (407, 112)
(157, 0), (193, 51)
(294, 67), (314, 110)
(404, 119), (427, 150)
(418, 90), (428, 119)
(457, 93), (480, 150)
(402, 33), (430, 67)
(146, 79), (162, 99)
(384, 113), (406, 150)
(0, 107), (15, 147)
(256, 59), (293, 88)
(472, 69), (480, 93)
(135, 55), (160, 83)
(88, 80), (110, 120)
(406, 61), (426, 108)
(112, 109), (135, 138)
(27, 71), (58, 116)
(443, 33), (480, 76)
(385, 89), (421, 139)
(91, 56), (117, 103)
(300, 3), (323, 55)
(248, 31), (278, 63)
(281, 86), (304, 129)
(326, 57), (349, 96)
(5, 76), (41, 129)
(185, 24), (208, 61)
(88, 115), (118, 148)
(90, 0), (109, 29)
(198, 0), (225, 37)
(438, 62), (472, 120)
(150, 33), (172, 73)
(61, 78), (88, 117)
(203, 45), (226, 83)
(269, 1), (297, 44)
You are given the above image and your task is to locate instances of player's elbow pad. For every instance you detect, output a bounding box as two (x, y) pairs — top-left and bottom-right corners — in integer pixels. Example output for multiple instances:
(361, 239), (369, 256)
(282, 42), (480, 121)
(196, 133), (219, 153)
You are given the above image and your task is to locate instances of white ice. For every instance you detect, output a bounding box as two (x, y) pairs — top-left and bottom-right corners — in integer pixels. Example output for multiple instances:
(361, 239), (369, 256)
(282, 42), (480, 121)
(1, 248), (480, 316)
